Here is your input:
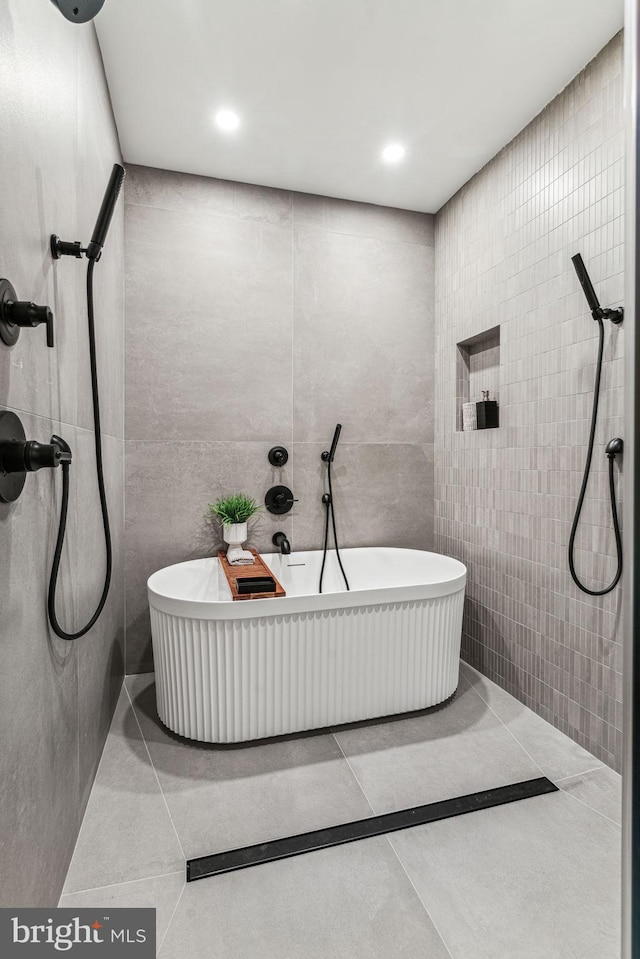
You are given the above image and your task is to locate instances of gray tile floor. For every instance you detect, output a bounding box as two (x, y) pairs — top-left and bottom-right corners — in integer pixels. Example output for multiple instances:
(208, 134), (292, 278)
(60, 662), (622, 958)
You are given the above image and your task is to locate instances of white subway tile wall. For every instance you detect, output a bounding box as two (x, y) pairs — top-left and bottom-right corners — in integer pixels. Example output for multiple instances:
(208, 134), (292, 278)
(435, 33), (624, 769)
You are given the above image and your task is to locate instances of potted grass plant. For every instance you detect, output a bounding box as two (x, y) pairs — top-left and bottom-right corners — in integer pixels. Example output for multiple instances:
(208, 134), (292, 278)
(208, 493), (262, 550)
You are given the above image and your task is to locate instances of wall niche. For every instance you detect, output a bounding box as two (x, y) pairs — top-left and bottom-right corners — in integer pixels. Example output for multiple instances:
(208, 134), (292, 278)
(456, 326), (500, 431)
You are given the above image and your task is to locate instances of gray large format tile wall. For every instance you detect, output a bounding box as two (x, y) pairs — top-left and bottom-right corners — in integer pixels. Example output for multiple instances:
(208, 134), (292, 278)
(435, 34), (624, 769)
(0, 3), (125, 903)
(124, 167), (434, 672)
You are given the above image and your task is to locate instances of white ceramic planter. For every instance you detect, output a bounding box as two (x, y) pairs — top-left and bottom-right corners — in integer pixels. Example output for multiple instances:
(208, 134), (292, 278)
(222, 522), (247, 548)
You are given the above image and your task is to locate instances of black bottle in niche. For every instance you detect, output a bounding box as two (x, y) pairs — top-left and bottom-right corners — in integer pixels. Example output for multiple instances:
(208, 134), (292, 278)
(476, 391), (499, 429)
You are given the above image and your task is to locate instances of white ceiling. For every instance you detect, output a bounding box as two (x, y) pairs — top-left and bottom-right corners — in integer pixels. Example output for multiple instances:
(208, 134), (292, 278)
(95, 0), (624, 214)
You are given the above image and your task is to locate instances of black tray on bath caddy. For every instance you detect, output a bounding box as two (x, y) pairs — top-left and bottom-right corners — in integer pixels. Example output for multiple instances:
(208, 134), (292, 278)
(217, 549), (286, 601)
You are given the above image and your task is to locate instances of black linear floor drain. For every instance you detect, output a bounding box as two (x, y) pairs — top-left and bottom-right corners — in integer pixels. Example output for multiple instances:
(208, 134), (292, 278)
(187, 776), (558, 882)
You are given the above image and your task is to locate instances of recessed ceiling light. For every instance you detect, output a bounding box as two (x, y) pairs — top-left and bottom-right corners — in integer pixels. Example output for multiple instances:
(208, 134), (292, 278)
(215, 109), (240, 132)
(381, 143), (406, 163)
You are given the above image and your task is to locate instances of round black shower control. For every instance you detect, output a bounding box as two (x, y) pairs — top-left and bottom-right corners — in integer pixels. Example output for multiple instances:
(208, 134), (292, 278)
(0, 410), (27, 503)
(265, 485), (298, 515)
(0, 410), (72, 503)
(0, 279), (55, 348)
(268, 446), (289, 467)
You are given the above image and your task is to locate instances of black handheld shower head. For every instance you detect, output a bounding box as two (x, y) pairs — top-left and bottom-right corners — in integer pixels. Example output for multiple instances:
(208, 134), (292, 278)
(86, 164), (126, 261)
(571, 253), (601, 319)
(51, 163), (126, 262)
(328, 423), (342, 462)
(321, 424), (342, 463)
(571, 253), (624, 324)
(50, 0), (106, 23)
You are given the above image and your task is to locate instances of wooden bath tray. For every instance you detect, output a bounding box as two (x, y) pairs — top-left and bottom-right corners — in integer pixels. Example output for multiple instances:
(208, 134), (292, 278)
(218, 549), (286, 601)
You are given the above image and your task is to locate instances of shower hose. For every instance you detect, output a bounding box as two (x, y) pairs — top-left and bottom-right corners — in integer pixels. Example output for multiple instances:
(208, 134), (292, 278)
(48, 258), (112, 639)
(319, 455), (350, 594)
(567, 315), (622, 596)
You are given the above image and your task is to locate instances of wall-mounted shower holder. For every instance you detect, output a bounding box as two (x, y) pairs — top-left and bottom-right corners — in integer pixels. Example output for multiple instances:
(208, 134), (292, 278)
(50, 235), (85, 260)
(606, 437), (624, 457)
(598, 307), (624, 325)
(0, 411), (71, 503)
(0, 279), (54, 348)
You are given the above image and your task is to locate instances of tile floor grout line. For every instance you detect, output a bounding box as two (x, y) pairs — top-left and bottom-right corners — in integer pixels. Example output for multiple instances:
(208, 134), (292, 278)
(60, 871), (185, 898)
(462, 672), (620, 826)
(59, 680), (128, 904)
(335, 672), (615, 838)
(385, 839), (456, 959)
(330, 731), (377, 816)
(331, 732), (455, 959)
(461, 667), (605, 783)
(456, 676), (548, 778)
(460, 665), (607, 767)
(156, 881), (186, 958)
(555, 765), (611, 783)
(556, 785), (622, 829)
(124, 682), (187, 862)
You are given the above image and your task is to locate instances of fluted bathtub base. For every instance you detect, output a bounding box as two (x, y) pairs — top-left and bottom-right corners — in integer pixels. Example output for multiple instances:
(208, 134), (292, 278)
(150, 591), (465, 743)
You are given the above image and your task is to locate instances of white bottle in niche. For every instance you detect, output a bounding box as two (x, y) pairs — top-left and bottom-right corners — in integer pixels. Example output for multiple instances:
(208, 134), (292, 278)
(462, 402), (477, 431)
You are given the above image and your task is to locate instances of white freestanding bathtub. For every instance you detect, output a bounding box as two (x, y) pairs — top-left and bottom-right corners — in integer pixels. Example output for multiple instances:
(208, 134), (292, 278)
(147, 548), (466, 743)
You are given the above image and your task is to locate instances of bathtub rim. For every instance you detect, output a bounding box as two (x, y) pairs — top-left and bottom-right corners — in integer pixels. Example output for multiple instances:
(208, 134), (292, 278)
(147, 547), (467, 621)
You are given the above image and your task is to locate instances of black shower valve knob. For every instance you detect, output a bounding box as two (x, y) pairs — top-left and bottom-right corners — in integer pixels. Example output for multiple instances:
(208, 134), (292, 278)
(275, 491), (297, 508)
(0, 279), (54, 348)
(1, 437), (71, 474)
(8, 301), (54, 347)
(268, 446), (289, 467)
(27, 436), (72, 470)
(0, 411), (72, 503)
(265, 485), (298, 515)
(23, 441), (60, 472)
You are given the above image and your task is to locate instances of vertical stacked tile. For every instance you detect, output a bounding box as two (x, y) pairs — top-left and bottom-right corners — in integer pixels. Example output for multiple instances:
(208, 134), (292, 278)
(434, 34), (624, 768)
